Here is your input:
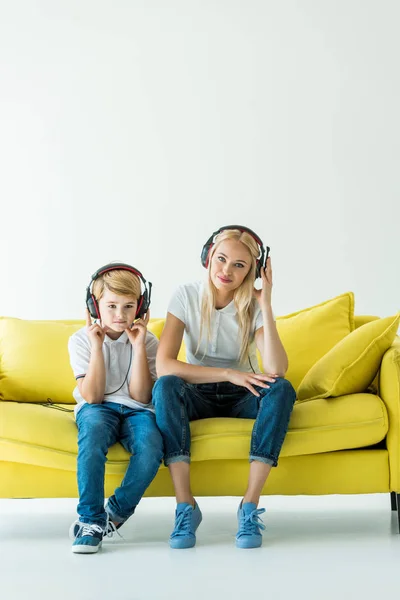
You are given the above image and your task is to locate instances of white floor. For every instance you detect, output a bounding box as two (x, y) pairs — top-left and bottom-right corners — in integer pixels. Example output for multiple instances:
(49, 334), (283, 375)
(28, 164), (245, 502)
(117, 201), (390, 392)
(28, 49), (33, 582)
(0, 494), (399, 600)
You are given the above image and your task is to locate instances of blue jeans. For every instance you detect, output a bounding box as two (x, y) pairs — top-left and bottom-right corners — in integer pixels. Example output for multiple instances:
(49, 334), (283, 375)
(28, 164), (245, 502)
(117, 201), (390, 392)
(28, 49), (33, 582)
(152, 375), (296, 468)
(76, 402), (163, 527)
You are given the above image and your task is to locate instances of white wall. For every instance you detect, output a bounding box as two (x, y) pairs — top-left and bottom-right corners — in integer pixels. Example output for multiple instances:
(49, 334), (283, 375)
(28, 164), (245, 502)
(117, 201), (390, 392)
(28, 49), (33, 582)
(0, 0), (399, 321)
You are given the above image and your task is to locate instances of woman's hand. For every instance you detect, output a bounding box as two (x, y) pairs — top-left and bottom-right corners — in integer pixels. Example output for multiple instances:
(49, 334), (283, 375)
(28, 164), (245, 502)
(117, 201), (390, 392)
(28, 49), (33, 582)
(254, 256), (273, 310)
(226, 369), (277, 397)
(126, 310), (150, 348)
(86, 309), (109, 349)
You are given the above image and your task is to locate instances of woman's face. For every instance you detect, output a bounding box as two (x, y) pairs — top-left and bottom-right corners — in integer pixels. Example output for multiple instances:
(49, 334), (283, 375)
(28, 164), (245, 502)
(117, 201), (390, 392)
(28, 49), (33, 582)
(210, 239), (253, 293)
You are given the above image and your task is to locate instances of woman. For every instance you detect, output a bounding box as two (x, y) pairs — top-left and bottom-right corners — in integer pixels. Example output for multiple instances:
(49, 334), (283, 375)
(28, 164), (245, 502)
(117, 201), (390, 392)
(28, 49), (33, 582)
(153, 225), (296, 549)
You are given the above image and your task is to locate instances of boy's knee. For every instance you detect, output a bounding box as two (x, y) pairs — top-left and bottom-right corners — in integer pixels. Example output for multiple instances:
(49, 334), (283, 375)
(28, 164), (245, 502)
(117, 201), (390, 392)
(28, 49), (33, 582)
(133, 430), (164, 464)
(77, 409), (110, 442)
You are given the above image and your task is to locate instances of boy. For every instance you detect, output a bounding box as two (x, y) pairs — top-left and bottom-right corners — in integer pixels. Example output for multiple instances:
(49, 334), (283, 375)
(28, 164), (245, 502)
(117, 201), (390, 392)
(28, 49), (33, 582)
(68, 263), (163, 553)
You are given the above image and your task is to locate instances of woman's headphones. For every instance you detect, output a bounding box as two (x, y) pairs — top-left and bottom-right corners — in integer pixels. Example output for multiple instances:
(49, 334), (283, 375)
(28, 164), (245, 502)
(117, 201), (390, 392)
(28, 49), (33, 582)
(200, 225), (269, 279)
(86, 263), (152, 320)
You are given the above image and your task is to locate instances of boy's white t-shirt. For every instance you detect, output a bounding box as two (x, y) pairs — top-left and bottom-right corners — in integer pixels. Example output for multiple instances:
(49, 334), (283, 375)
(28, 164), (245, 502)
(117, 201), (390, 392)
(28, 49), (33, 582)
(68, 328), (158, 417)
(168, 281), (264, 373)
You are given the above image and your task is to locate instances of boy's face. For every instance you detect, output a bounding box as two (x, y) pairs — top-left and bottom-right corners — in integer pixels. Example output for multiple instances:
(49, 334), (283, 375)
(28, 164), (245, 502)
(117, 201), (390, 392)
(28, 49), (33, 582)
(98, 289), (138, 338)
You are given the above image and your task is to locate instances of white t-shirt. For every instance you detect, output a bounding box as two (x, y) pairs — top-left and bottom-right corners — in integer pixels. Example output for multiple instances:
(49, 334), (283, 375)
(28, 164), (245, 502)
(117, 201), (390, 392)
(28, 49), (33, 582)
(68, 327), (158, 417)
(167, 281), (264, 373)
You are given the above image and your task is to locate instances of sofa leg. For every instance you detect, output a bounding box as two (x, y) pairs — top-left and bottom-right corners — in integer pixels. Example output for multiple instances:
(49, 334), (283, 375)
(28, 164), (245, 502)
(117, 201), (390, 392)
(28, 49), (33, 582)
(397, 495), (400, 534)
(391, 491), (397, 511)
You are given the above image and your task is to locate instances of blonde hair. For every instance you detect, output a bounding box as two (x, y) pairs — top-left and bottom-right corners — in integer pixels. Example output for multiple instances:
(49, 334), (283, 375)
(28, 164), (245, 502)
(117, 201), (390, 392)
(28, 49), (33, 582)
(198, 229), (260, 364)
(92, 269), (141, 302)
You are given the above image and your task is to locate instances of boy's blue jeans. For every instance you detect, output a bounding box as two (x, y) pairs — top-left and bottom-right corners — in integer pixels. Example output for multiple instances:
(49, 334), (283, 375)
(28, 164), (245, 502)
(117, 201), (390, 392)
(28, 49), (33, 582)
(76, 402), (163, 528)
(152, 375), (296, 467)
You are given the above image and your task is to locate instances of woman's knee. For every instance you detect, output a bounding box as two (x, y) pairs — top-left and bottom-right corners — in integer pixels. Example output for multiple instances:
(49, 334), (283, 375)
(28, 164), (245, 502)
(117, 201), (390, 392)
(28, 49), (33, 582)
(260, 377), (296, 404)
(272, 377), (296, 404)
(152, 375), (185, 409)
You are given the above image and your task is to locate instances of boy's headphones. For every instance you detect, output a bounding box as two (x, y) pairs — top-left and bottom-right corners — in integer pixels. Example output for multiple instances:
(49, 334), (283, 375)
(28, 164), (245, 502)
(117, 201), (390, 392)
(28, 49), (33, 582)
(201, 225), (269, 279)
(86, 263), (152, 321)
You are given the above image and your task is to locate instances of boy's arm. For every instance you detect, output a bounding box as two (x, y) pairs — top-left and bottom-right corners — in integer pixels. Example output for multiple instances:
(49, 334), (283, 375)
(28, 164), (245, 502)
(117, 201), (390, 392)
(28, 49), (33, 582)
(128, 343), (154, 403)
(68, 312), (107, 404)
(78, 346), (106, 404)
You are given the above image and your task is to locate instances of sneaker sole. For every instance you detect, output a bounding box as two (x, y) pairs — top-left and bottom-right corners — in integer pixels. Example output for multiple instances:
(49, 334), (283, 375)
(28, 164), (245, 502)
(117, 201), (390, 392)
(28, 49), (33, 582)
(235, 538), (262, 549)
(72, 542), (102, 554)
(170, 537), (197, 549)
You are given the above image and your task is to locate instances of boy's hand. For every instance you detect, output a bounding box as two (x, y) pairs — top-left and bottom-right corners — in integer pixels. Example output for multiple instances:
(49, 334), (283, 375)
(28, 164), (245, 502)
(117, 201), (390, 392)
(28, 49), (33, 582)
(86, 309), (109, 349)
(126, 310), (150, 348)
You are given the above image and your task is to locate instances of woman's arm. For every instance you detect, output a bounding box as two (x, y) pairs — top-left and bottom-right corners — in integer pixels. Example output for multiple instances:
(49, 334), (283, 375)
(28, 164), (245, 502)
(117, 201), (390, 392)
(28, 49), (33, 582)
(255, 308), (288, 377)
(253, 257), (288, 377)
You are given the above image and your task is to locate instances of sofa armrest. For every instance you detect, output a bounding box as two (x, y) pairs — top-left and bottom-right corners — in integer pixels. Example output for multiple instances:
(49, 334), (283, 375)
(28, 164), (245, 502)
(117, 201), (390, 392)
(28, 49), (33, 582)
(379, 337), (400, 491)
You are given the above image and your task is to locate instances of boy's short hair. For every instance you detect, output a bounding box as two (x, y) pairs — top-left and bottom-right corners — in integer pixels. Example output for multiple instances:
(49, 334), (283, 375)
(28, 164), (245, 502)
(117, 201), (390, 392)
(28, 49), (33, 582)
(92, 269), (141, 301)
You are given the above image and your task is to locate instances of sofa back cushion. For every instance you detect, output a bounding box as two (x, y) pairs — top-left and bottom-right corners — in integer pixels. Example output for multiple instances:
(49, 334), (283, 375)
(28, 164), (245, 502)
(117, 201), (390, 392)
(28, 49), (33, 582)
(269, 292), (355, 389)
(0, 318), (82, 403)
(297, 313), (400, 402)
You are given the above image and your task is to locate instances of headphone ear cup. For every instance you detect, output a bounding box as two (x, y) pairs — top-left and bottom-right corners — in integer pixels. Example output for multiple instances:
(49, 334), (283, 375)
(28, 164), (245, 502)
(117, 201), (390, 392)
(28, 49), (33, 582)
(142, 289), (149, 313)
(135, 294), (145, 319)
(86, 296), (99, 319)
(201, 243), (212, 268)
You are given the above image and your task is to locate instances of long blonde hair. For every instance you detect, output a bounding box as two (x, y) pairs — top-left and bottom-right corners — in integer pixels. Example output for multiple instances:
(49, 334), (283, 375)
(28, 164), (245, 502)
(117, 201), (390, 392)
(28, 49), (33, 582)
(198, 229), (260, 364)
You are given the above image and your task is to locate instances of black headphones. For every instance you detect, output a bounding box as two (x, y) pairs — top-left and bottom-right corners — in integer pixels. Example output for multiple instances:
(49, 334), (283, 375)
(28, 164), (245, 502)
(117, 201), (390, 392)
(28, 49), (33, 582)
(200, 225), (269, 279)
(86, 262), (152, 321)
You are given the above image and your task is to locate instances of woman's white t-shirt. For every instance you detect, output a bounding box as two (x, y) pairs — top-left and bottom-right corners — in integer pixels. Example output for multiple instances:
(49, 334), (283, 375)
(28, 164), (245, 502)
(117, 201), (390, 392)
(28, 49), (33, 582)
(167, 281), (264, 373)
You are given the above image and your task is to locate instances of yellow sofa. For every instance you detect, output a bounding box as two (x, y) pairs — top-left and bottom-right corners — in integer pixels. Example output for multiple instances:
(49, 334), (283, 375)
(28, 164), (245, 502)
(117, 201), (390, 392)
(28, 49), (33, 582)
(1, 296), (399, 531)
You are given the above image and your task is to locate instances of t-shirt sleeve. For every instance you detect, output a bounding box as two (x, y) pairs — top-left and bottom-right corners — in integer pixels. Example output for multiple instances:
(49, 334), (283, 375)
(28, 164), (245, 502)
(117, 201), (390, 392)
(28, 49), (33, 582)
(145, 331), (159, 381)
(68, 333), (91, 380)
(167, 285), (188, 325)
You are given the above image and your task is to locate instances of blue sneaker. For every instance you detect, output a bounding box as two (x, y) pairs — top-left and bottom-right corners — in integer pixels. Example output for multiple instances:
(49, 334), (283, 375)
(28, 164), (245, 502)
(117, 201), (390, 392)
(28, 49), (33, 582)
(235, 502), (266, 549)
(170, 502), (202, 549)
(71, 522), (104, 554)
(70, 514), (122, 542)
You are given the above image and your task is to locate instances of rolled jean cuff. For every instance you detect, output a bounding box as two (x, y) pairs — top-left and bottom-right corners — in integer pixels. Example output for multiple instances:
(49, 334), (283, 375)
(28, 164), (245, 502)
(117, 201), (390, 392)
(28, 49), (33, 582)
(105, 504), (127, 525)
(249, 454), (277, 467)
(164, 452), (191, 467)
(78, 516), (107, 528)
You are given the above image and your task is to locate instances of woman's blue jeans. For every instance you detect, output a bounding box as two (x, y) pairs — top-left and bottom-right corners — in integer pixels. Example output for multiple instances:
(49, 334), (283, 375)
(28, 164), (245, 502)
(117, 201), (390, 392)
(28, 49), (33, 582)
(152, 375), (296, 468)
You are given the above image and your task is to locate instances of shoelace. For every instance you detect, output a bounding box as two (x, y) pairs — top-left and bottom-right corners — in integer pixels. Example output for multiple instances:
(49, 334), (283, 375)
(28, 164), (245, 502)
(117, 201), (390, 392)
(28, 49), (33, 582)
(237, 508), (266, 538)
(69, 515), (124, 542)
(104, 519), (124, 540)
(78, 523), (104, 538)
(171, 505), (193, 538)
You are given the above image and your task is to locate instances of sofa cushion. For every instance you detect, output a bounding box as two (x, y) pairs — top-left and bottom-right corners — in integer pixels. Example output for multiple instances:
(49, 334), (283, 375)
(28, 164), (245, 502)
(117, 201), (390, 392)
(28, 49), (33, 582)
(297, 313), (400, 402)
(0, 392), (387, 473)
(0, 318), (82, 404)
(147, 318), (186, 361)
(264, 292), (355, 389)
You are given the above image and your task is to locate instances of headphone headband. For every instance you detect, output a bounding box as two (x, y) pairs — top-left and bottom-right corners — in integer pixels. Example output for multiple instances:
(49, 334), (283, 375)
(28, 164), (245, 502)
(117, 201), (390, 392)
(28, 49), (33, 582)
(86, 262), (152, 320)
